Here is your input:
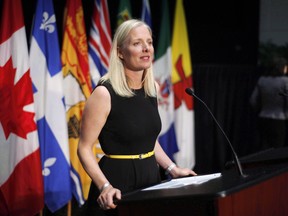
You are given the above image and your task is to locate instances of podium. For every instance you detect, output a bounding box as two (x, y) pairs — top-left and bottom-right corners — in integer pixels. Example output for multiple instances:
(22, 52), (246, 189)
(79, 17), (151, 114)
(117, 147), (288, 216)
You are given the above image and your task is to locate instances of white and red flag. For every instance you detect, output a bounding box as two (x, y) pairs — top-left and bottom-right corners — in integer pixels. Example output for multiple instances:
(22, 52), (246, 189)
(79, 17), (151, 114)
(0, 0), (44, 215)
(88, 0), (112, 88)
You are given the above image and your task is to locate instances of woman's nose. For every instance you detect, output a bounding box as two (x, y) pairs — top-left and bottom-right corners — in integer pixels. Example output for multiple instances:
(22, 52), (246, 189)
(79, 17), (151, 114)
(142, 44), (149, 52)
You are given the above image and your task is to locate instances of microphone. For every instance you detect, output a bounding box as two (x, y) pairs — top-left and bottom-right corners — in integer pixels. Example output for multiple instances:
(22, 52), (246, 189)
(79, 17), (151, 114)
(185, 88), (247, 178)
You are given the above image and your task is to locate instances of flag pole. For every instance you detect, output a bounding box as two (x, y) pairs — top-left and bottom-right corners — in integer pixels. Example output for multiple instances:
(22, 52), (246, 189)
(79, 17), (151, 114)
(67, 201), (71, 216)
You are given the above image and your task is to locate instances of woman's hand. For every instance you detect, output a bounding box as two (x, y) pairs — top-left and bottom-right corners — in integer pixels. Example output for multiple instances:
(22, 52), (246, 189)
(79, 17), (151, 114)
(169, 166), (197, 179)
(97, 185), (121, 210)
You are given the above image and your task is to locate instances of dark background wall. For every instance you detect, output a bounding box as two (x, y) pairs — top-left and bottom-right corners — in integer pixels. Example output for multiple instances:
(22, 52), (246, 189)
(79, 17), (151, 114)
(187, 1), (259, 65)
(1, 0), (261, 173)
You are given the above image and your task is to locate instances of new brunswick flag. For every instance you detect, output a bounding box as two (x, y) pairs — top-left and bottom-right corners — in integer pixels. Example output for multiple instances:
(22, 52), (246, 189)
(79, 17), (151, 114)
(172, 0), (195, 169)
(61, 0), (93, 205)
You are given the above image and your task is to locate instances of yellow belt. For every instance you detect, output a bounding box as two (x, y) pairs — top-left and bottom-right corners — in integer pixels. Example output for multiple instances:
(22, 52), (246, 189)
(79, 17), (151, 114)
(105, 150), (154, 160)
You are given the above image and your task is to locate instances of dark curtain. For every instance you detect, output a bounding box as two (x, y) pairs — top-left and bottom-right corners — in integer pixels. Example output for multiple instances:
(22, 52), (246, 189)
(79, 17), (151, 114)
(192, 65), (261, 174)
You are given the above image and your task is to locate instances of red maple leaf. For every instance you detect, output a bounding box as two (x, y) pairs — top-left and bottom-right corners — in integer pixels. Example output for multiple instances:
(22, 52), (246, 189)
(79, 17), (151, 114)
(173, 54), (194, 110)
(0, 57), (37, 139)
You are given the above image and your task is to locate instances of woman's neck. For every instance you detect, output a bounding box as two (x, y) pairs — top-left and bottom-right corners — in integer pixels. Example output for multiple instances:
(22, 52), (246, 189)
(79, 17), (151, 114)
(125, 70), (144, 89)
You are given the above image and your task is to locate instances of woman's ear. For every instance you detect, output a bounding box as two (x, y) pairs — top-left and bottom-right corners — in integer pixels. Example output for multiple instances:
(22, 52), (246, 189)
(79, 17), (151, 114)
(117, 47), (123, 59)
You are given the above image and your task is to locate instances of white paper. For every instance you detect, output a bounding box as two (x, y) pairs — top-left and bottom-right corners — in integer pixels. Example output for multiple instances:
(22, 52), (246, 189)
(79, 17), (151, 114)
(142, 173), (221, 191)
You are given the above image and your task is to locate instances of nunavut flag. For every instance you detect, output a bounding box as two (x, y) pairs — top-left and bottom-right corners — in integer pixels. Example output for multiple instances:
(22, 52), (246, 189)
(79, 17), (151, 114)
(0, 0), (44, 215)
(61, 0), (93, 205)
(172, 0), (195, 169)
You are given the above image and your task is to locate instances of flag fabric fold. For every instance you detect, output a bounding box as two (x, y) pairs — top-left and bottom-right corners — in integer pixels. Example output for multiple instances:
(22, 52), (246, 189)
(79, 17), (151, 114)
(0, 0), (44, 215)
(153, 0), (179, 161)
(172, 0), (195, 169)
(88, 0), (112, 88)
(61, 0), (92, 205)
(29, 0), (72, 212)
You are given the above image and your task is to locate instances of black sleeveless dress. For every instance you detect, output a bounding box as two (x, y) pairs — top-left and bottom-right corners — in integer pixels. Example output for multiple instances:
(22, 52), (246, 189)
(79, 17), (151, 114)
(85, 81), (162, 215)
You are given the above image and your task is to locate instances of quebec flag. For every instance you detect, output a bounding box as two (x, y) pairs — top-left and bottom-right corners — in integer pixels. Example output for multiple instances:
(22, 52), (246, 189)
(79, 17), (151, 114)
(29, 0), (72, 212)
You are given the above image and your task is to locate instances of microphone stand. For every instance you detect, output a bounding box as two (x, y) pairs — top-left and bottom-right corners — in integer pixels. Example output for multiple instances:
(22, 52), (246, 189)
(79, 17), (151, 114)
(185, 88), (247, 178)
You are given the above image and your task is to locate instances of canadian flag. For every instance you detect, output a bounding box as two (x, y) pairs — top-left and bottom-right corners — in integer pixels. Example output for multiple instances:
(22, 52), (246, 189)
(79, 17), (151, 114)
(0, 0), (44, 215)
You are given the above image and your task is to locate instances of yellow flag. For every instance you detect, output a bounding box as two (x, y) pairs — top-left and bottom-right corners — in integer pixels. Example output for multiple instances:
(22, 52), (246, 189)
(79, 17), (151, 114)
(171, 0), (195, 169)
(172, 0), (192, 83)
(61, 0), (93, 204)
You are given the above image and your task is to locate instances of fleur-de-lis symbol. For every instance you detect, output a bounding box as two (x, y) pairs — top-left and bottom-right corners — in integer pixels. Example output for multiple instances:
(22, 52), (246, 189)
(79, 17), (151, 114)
(40, 11), (56, 33)
(42, 157), (57, 176)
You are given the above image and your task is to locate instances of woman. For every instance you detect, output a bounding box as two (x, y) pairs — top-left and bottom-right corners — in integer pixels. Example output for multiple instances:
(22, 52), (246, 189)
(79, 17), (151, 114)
(250, 56), (288, 150)
(78, 19), (196, 215)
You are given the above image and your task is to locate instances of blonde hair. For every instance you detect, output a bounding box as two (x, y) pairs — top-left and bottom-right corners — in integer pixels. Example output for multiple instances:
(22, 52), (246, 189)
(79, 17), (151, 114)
(100, 19), (156, 97)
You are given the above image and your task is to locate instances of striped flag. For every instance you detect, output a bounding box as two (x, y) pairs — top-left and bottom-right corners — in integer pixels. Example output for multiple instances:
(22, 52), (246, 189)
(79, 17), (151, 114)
(0, 0), (44, 215)
(117, 0), (132, 26)
(172, 0), (195, 169)
(61, 0), (92, 205)
(29, 0), (72, 212)
(153, 0), (179, 160)
(141, 0), (152, 27)
(88, 0), (112, 159)
(88, 0), (112, 88)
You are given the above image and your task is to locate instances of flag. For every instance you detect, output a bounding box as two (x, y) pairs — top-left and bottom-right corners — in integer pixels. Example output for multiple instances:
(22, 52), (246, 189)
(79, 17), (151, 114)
(117, 0), (132, 26)
(141, 0), (152, 27)
(0, 0), (44, 215)
(88, 0), (112, 159)
(61, 0), (92, 205)
(172, 0), (195, 168)
(153, 0), (179, 160)
(88, 0), (112, 88)
(29, 0), (72, 212)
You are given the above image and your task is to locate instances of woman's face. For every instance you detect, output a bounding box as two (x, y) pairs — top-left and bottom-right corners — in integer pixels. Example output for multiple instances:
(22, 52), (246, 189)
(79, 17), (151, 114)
(119, 25), (154, 72)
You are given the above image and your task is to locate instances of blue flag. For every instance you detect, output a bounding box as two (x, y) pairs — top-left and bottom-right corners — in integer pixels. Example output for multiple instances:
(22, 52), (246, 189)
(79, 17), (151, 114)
(141, 0), (152, 27)
(29, 0), (72, 212)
